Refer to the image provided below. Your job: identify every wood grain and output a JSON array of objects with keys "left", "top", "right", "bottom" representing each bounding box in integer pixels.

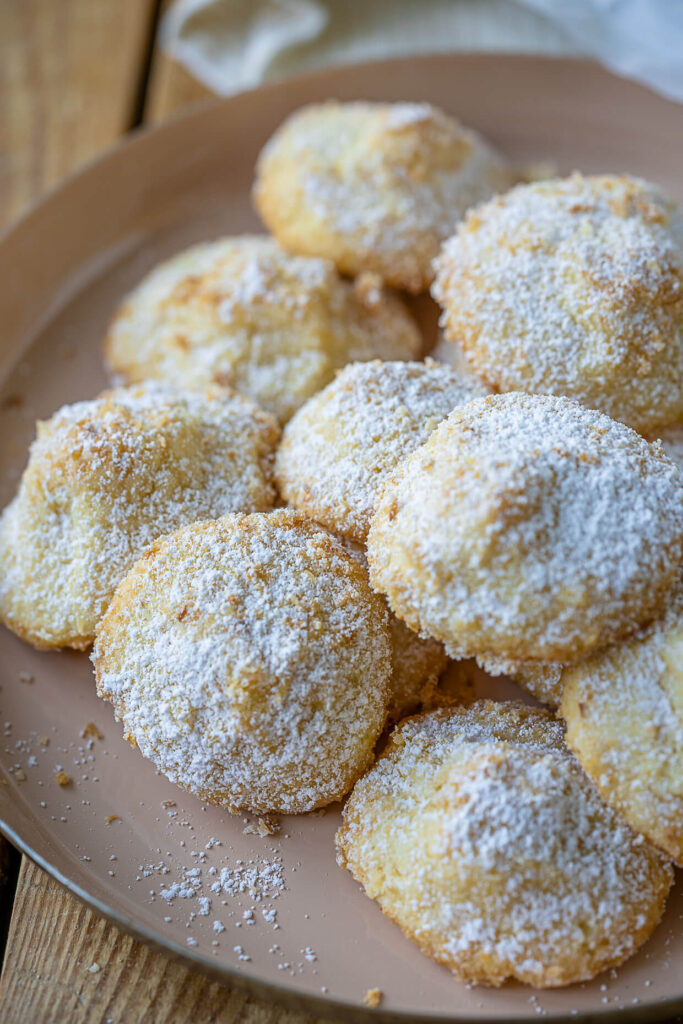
[
  {"left": 0, "top": 860, "right": 332, "bottom": 1024},
  {"left": 145, "top": 0, "right": 214, "bottom": 123},
  {"left": 0, "top": 0, "right": 158, "bottom": 224}
]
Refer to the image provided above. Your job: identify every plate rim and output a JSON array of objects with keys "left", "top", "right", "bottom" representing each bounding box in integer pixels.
[{"left": 1, "top": 50, "right": 682, "bottom": 1023}]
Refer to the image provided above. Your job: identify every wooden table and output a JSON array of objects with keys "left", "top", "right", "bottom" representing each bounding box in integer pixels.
[{"left": 0, "top": 3, "right": 327, "bottom": 1020}]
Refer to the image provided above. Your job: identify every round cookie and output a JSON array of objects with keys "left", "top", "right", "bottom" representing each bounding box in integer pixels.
[
  {"left": 276, "top": 359, "right": 487, "bottom": 544},
  {"left": 336, "top": 701, "right": 673, "bottom": 988},
  {"left": 104, "top": 236, "right": 421, "bottom": 424},
  {"left": 339, "top": 537, "right": 448, "bottom": 723},
  {"left": 254, "top": 102, "right": 511, "bottom": 293},
  {"left": 433, "top": 173, "right": 683, "bottom": 434},
  {"left": 561, "top": 579, "right": 683, "bottom": 864},
  {"left": 0, "top": 383, "right": 279, "bottom": 650},
  {"left": 94, "top": 511, "right": 391, "bottom": 814},
  {"left": 368, "top": 393, "right": 683, "bottom": 664}
]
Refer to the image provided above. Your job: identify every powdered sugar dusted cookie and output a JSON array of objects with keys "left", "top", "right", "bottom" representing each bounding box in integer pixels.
[
  {"left": 254, "top": 102, "right": 511, "bottom": 293},
  {"left": 368, "top": 393, "right": 683, "bottom": 664},
  {"left": 94, "top": 511, "right": 391, "bottom": 814},
  {"left": 433, "top": 174, "right": 683, "bottom": 433},
  {"left": 105, "top": 236, "right": 420, "bottom": 424},
  {"left": 337, "top": 701, "right": 673, "bottom": 987},
  {"left": 276, "top": 359, "right": 487, "bottom": 544},
  {"left": 561, "top": 578, "right": 683, "bottom": 864},
  {"left": 0, "top": 383, "right": 279, "bottom": 650}
]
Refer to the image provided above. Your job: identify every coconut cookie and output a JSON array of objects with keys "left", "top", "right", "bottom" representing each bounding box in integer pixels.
[
  {"left": 368, "top": 393, "right": 683, "bottom": 664},
  {"left": 94, "top": 511, "right": 391, "bottom": 814},
  {"left": 104, "top": 236, "right": 421, "bottom": 424},
  {"left": 254, "top": 102, "right": 511, "bottom": 293},
  {"left": 276, "top": 359, "right": 487, "bottom": 544},
  {"left": 0, "top": 383, "right": 279, "bottom": 650},
  {"left": 433, "top": 174, "right": 683, "bottom": 434},
  {"left": 339, "top": 536, "right": 448, "bottom": 722},
  {"left": 336, "top": 701, "right": 673, "bottom": 988},
  {"left": 561, "top": 579, "right": 683, "bottom": 864}
]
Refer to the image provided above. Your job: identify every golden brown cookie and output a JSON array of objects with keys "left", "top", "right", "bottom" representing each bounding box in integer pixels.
[
  {"left": 368, "top": 393, "right": 683, "bottom": 664},
  {"left": 337, "top": 701, "right": 673, "bottom": 987},
  {"left": 94, "top": 511, "right": 391, "bottom": 814},
  {"left": 254, "top": 102, "right": 511, "bottom": 293},
  {"left": 105, "top": 236, "right": 421, "bottom": 424},
  {"left": 276, "top": 359, "right": 486, "bottom": 544},
  {"left": 433, "top": 174, "right": 683, "bottom": 433},
  {"left": 0, "top": 383, "right": 279, "bottom": 650},
  {"left": 561, "top": 578, "right": 683, "bottom": 864}
]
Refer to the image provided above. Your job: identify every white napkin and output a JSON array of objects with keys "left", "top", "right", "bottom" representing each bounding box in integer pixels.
[{"left": 160, "top": 0, "right": 683, "bottom": 104}]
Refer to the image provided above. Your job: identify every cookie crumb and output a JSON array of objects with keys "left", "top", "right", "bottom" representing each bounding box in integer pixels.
[
  {"left": 364, "top": 988, "right": 382, "bottom": 1008},
  {"left": 38, "top": 736, "right": 49, "bottom": 747},
  {"left": 105, "top": 814, "right": 120, "bottom": 824},
  {"left": 81, "top": 722, "right": 103, "bottom": 740},
  {"left": 55, "top": 771, "right": 71, "bottom": 787},
  {"left": 243, "top": 816, "right": 280, "bottom": 837}
]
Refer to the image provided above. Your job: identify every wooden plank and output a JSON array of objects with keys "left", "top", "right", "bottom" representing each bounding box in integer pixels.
[
  {"left": 0, "top": 859, "right": 331, "bottom": 1024},
  {"left": 0, "top": 0, "right": 158, "bottom": 224},
  {"left": 145, "top": 51, "right": 214, "bottom": 124},
  {"left": 144, "top": 0, "right": 213, "bottom": 124}
]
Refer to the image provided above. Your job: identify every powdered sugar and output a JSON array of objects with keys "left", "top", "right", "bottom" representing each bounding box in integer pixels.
[{"left": 94, "top": 510, "right": 391, "bottom": 814}]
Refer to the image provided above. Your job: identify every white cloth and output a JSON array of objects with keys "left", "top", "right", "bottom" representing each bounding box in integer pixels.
[{"left": 160, "top": 0, "right": 683, "bottom": 104}]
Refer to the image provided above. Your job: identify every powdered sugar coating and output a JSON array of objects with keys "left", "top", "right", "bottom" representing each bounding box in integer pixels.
[
  {"left": 336, "top": 701, "right": 673, "bottom": 987},
  {"left": 104, "top": 236, "right": 420, "bottom": 424},
  {"left": 254, "top": 102, "right": 511, "bottom": 293},
  {"left": 562, "top": 577, "right": 683, "bottom": 864},
  {"left": 0, "top": 382, "right": 279, "bottom": 650},
  {"left": 93, "top": 511, "right": 391, "bottom": 814},
  {"left": 276, "top": 359, "right": 488, "bottom": 543},
  {"left": 433, "top": 173, "right": 683, "bottom": 433},
  {"left": 368, "top": 392, "right": 683, "bottom": 663}
]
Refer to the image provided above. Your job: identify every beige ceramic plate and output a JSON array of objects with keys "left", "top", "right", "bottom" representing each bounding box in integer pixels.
[{"left": 0, "top": 55, "right": 682, "bottom": 1023}]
